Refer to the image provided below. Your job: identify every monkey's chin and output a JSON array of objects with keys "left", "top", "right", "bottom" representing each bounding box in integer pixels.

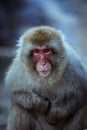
[{"left": 38, "top": 71, "right": 50, "bottom": 77}]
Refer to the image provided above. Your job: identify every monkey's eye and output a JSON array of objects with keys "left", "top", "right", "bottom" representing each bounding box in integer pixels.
[
  {"left": 44, "top": 49, "right": 51, "bottom": 53},
  {"left": 33, "top": 49, "right": 40, "bottom": 54}
]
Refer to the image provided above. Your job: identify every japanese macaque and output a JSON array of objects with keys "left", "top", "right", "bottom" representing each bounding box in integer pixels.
[{"left": 5, "top": 26, "right": 87, "bottom": 130}]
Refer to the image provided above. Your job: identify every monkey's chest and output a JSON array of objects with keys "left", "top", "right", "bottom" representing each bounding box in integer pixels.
[{"left": 32, "top": 85, "right": 63, "bottom": 101}]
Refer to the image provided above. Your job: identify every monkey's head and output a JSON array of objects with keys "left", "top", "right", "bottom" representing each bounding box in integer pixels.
[{"left": 18, "top": 26, "right": 66, "bottom": 79}]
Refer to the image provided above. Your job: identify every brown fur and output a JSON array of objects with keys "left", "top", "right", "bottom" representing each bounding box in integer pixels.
[{"left": 22, "top": 26, "right": 62, "bottom": 45}]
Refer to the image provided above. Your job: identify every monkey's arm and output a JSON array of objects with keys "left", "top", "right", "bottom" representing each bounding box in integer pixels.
[
  {"left": 11, "top": 91, "right": 50, "bottom": 113},
  {"left": 46, "top": 91, "right": 86, "bottom": 124},
  {"left": 46, "top": 64, "right": 87, "bottom": 124}
]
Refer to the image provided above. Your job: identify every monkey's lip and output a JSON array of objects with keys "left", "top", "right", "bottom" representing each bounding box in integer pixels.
[{"left": 39, "top": 70, "right": 49, "bottom": 74}]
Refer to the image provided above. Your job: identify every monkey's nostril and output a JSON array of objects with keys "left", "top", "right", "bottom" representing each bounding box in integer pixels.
[
  {"left": 42, "top": 62, "right": 46, "bottom": 66},
  {"left": 40, "top": 63, "right": 45, "bottom": 67}
]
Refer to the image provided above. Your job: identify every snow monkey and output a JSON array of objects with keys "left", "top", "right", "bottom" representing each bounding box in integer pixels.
[{"left": 5, "top": 26, "right": 87, "bottom": 130}]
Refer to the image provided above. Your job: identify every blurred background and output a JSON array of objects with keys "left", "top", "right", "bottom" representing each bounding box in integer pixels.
[{"left": 0, "top": 0, "right": 87, "bottom": 129}]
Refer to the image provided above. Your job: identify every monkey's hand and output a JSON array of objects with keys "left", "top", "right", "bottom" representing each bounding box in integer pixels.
[
  {"left": 45, "top": 102, "right": 59, "bottom": 125},
  {"left": 35, "top": 97, "right": 50, "bottom": 114},
  {"left": 11, "top": 91, "right": 50, "bottom": 114}
]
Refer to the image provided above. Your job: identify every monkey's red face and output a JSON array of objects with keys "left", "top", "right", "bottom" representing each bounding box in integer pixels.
[{"left": 33, "top": 47, "right": 53, "bottom": 77}]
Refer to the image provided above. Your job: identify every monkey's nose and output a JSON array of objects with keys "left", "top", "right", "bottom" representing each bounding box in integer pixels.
[
  {"left": 40, "top": 60, "right": 46, "bottom": 66},
  {"left": 40, "top": 54, "right": 45, "bottom": 59},
  {"left": 41, "top": 62, "right": 46, "bottom": 66}
]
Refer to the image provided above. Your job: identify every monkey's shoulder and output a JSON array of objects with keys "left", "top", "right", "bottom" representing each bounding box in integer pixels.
[
  {"left": 65, "top": 43, "right": 87, "bottom": 77},
  {"left": 63, "top": 50, "right": 87, "bottom": 95}
]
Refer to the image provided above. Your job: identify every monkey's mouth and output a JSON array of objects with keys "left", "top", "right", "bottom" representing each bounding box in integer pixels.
[
  {"left": 41, "top": 70, "right": 47, "bottom": 72},
  {"left": 40, "top": 69, "right": 50, "bottom": 73},
  {"left": 39, "top": 70, "right": 50, "bottom": 77}
]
